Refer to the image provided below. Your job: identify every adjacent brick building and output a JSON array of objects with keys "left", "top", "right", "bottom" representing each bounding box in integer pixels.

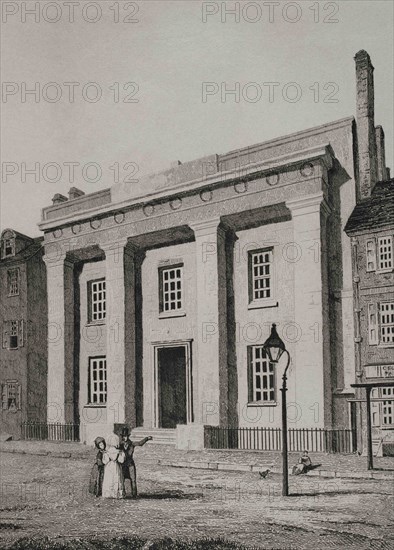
[
  {"left": 36, "top": 50, "right": 391, "bottom": 447},
  {"left": 345, "top": 179, "right": 394, "bottom": 455},
  {"left": 0, "top": 229, "right": 47, "bottom": 437}
]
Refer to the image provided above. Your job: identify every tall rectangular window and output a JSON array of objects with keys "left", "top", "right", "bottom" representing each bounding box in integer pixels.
[
  {"left": 382, "top": 387, "right": 394, "bottom": 426},
  {"left": 1, "top": 380, "right": 21, "bottom": 411},
  {"left": 159, "top": 265, "right": 183, "bottom": 312},
  {"left": 8, "top": 269, "right": 20, "bottom": 296},
  {"left": 378, "top": 236, "right": 393, "bottom": 271},
  {"left": 9, "top": 321, "right": 18, "bottom": 349},
  {"left": 88, "top": 279, "right": 106, "bottom": 322},
  {"left": 249, "top": 249, "right": 273, "bottom": 302},
  {"left": 248, "top": 346, "right": 276, "bottom": 404},
  {"left": 380, "top": 302, "right": 394, "bottom": 344},
  {"left": 367, "top": 303, "right": 379, "bottom": 345},
  {"left": 2, "top": 320, "right": 23, "bottom": 349},
  {"left": 366, "top": 239, "right": 377, "bottom": 272},
  {"left": 88, "top": 357, "right": 107, "bottom": 405}
]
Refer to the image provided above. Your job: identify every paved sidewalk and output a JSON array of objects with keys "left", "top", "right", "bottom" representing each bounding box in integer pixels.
[{"left": 1, "top": 440, "right": 393, "bottom": 480}]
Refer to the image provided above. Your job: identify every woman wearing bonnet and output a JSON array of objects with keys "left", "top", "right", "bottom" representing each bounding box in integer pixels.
[{"left": 101, "top": 433, "right": 126, "bottom": 499}]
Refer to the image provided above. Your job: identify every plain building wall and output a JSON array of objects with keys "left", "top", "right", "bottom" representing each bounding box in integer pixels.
[
  {"left": 78, "top": 260, "right": 108, "bottom": 442},
  {"left": 141, "top": 242, "right": 197, "bottom": 428}
]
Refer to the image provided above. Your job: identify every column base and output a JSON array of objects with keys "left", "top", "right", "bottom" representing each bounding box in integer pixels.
[{"left": 176, "top": 423, "right": 205, "bottom": 450}]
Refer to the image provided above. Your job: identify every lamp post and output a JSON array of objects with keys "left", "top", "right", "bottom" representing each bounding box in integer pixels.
[{"left": 263, "top": 323, "right": 291, "bottom": 497}]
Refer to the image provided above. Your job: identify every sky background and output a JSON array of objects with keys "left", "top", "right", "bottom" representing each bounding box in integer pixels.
[{"left": 1, "top": 0, "right": 393, "bottom": 237}]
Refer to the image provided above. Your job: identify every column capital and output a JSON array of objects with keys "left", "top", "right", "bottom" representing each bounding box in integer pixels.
[
  {"left": 43, "top": 251, "right": 74, "bottom": 268},
  {"left": 101, "top": 238, "right": 141, "bottom": 259},
  {"left": 190, "top": 218, "right": 223, "bottom": 237},
  {"left": 101, "top": 238, "right": 129, "bottom": 252},
  {"left": 286, "top": 192, "right": 331, "bottom": 218}
]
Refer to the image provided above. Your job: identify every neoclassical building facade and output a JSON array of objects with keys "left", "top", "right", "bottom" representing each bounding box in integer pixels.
[{"left": 38, "top": 51, "right": 390, "bottom": 445}]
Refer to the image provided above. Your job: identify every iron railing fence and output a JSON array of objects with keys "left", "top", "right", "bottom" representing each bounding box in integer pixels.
[
  {"left": 21, "top": 422, "right": 80, "bottom": 442},
  {"left": 204, "top": 426, "right": 354, "bottom": 453}
]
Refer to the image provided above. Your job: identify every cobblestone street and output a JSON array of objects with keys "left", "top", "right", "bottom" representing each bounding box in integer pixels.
[{"left": 1, "top": 452, "right": 393, "bottom": 549}]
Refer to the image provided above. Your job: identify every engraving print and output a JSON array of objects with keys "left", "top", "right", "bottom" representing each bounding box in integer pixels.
[{"left": 0, "top": 2, "right": 393, "bottom": 549}]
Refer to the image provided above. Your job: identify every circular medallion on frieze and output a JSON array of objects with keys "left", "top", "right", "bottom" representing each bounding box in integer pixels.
[
  {"left": 90, "top": 219, "right": 102, "bottom": 230},
  {"left": 300, "top": 162, "right": 314, "bottom": 178},
  {"left": 53, "top": 229, "right": 63, "bottom": 238},
  {"left": 72, "top": 223, "right": 82, "bottom": 235},
  {"left": 143, "top": 203, "right": 155, "bottom": 217},
  {"left": 266, "top": 172, "right": 280, "bottom": 186},
  {"left": 234, "top": 181, "right": 247, "bottom": 194},
  {"left": 114, "top": 212, "right": 125, "bottom": 224},
  {"left": 170, "top": 198, "right": 182, "bottom": 210},
  {"left": 200, "top": 189, "right": 213, "bottom": 202}
]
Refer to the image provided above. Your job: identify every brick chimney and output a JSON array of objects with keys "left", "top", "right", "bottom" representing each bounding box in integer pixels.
[
  {"left": 375, "top": 125, "right": 388, "bottom": 182},
  {"left": 355, "top": 50, "right": 378, "bottom": 199},
  {"left": 68, "top": 187, "right": 85, "bottom": 200},
  {"left": 52, "top": 193, "right": 68, "bottom": 205}
]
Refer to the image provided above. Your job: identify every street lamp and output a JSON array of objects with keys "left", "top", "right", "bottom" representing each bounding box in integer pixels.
[{"left": 263, "top": 323, "right": 291, "bottom": 497}]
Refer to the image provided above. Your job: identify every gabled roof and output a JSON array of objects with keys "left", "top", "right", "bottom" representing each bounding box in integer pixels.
[
  {"left": 0, "top": 236, "right": 43, "bottom": 265},
  {"left": 345, "top": 179, "right": 394, "bottom": 234}
]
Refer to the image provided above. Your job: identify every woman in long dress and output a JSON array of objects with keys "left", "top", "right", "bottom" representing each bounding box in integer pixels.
[{"left": 102, "top": 433, "right": 126, "bottom": 499}]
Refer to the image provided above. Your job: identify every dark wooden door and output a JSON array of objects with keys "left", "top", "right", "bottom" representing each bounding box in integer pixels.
[{"left": 158, "top": 346, "right": 187, "bottom": 428}]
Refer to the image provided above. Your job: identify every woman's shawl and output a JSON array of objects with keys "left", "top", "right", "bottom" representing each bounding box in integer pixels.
[{"left": 102, "top": 447, "right": 126, "bottom": 464}]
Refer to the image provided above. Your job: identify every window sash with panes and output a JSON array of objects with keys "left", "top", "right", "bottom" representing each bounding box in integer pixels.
[
  {"left": 89, "top": 357, "right": 107, "bottom": 405},
  {"left": 378, "top": 236, "right": 393, "bottom": 271},
  {"left": 1, "top": 380, "right": 21, "bottom": 411},
  {"left": 10, "top": 321, "right": 19, "bottom": 349},
  {"left": 2, "top": 320, "right": 23, "bottom": 350},
  {"left": 248, "top": 346, "right": 276, "bottom": 403},
  {"left": 4, "top": 238, "right": 14, "bottom": 257},
  {"left": 371, "top": 387, "right": 394, "bottom": 427},
  {"left": 380, "top": 302, "right": 394, "bottom": 344},
  {"left": 89, "top": 280, "right": 106, "bottom": 322},
  {"left": 8, "top": 269, "right": 20, "bottom": 296},
  {"left": 250, "top": 249, "right": 273, "bottom": 302},
  {"left": 161, "top": 266, "right": 183, "bottom": 312},
  {"left": 365, "top": 236, "right": 393, "bottom": 272},
  {"left": 382, "top": 387, "right": 394, "bottom": 426}
]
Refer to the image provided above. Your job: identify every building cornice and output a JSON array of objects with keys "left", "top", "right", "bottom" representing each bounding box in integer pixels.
[{"left": 38, "top": 144, "right": 335, "bottom": 233}]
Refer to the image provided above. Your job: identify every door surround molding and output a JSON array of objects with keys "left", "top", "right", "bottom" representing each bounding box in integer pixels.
[{"left": 151, "top": 339, "right": 193, "bottom": 428}]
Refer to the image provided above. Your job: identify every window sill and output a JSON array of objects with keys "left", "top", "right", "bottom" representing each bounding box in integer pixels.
[
  {"left": 8, "top": 294, "right": 19, "bottom": 298},
  {"left": 85, "top": 321, "right": 106, "bottom": 327},
  {"left": 84, "top": 404, "right": 106, "bottom": 408},
  {"left": 248, "top": 299, "right": 278, "bottom": 310},
  {"left": 159, "top": 310, "right": 186, "bottom": 319},
  {"left": 247, "top": 401, "right": 277, "bottom": 407},
  {"left": 378, "top": 343, "right": 394, "bottom": 348},
  {"left": 376, "top": 268, "right": 394, "bottom": 274}
]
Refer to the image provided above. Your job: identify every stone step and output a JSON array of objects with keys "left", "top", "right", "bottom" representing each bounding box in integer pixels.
[{"left": 130, "top": 428, "right": 176, "bottom": 445}]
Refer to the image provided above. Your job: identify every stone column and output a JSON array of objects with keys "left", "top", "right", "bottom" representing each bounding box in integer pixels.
[
  {"left": 102, "top": 239, "right": 137, "bottom": 429},
  {"left": 190, "top": 219, "right": 229, "bottom": 427},
  {"left": 43, "top": 251, "right": 75, "bottom": 424},
  {"left": 286, "top": 193, "right": 332, "bottom": 428}
]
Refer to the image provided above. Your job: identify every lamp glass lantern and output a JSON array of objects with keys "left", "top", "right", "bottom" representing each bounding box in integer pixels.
[{"left": 262, "top": 323, "right": 286, "bottom": 363}]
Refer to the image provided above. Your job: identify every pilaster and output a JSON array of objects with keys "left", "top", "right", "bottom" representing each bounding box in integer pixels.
[
  {"left": 102, "top": 239, "right": 138, "bottom": 428},
  {"left": 286, "top": 192, "right": 332, "bottom": 427},
  {"left": 43, "top": 252, "right": 75, "bottom": 424},
  {"left": 190, "top": 218, "right": 230, "bottom": 426}
]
